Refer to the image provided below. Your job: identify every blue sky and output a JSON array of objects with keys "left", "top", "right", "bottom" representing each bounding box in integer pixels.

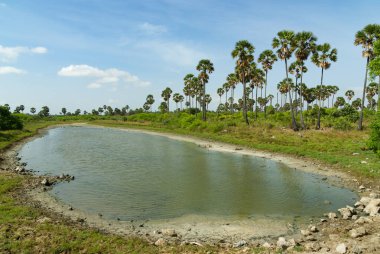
[{"left": 0, "top": 0, "right": 379, "bottom": 113}]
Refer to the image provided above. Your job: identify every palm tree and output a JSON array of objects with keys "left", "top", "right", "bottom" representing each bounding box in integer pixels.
[
  {"left": 196, "top": 59, "right": 214, "bottom": 121},
  {"left": 258, "top": 49, "right": 277, "bottom": 118},
  {"left": 178, "top": 95, "right": 184, "bottom": 110},
  {"left": 272, "top": 30, "right": 298, "bottom": 130},
  {"left": 250, "top": 64, "right": 265, "bottom": 119},
  {"left": 226, "top": 73, "right": 238, "bottom": 113},
  {"left": 222, "top": 82, "right": 230, "bottom": 106},
  {"left": 311, "top": 43, "right": 337, "bottom": 129},
  {"left": 289, "top": 61, "right": 308, "bottom": 113},
  {"left": 329, "top": 85, "right": 339, "bottom": 108},
  {"left": 61, "top": 107, "right": 67, "bottom": 115},
  {"left": 345, "top": 90, "right": 355, "bottom": 102},
  {"left": 161, "top": 87, "right": 173, "bottom": 112},
  {"left": 294, "top": 31, "right": 317, "bottom": 129},
  {"left": 366, "top": 82, "right": 378, "bottom": 110},
  {"left": 334, "top": 97, "right": 346, "bottom": 108},
  {"left": 355, "top": 24, "right": 380, "bottom": 129},
  {"left": 217, "top": 87, "right": 224, "bottom": 105},
  {"left": 173, "top": 93, "right": 181, "bottom": 111},
  {"left": 30, "top": 107, "right": 36, "bottom": 115},
  {"left": 267, "top": 94, "right": 274, "bottom": 106},
  {"left": 232, "top": 40, "right": 255, "bottom": 125}
]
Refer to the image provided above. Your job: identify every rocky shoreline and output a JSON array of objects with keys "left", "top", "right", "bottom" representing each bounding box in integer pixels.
[{"left": 1, "top": 124, "right": 379, "bottom": 253}]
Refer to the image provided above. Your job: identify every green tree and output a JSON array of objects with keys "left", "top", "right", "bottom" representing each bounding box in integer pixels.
[
  {"left": 38, "top": 106, "right": 50, "bottom": 117},
  {"left": 354, "top": 24, "right": 380, "bottom": 129},
  {"left": 258, "top": 49, "right": 277, "bottom": 118},
  {"left": 30, "top": 107, "right": 36, "bottom": 115},
  {"left": 0, "top": 106, "right": 23, "bottom": 130},
  {"left": 232, "top": 40, "right": 255, "bottom": 125},
  {"left": 272, "top": 30, "right": 298, "bottom": 130},
  {"left": 161, "top": 87, "right": 173, "bottom": 112},
  {"left": 345, "top": 90, "right": 355, "bottom": 102},
  {"left": 226, "top": 73, "right": 238, "bottom": 113},
  {"left": 61, "top": 107, "right": 67, "bottom": 115},
  {"left": 196, "top": 59, "right": 214, "bottom": 121},
  {"left": 311, "top": 43, "right": 337, "bottom": 129},
  {"left": 217, "top": 87, "right": 224, "bottom": 105},
  {"left": 369, "top": 40, "right": 380, "bottom": 111}
]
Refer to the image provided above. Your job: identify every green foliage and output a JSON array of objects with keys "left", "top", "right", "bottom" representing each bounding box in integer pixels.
[
  {"left": 368, "top": 113, "right": 380, "bottom": 157},
  {"left": 332, "top": 117, "right": 353, "bottom": 131},
  {"left": 0, "top": 106, "right": 23, "bottom": 131}
]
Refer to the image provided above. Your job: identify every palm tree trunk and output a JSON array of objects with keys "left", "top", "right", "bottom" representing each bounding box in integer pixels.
[
  {"left": 264, "top": 70, "right": 268, "bottom": 118},
  {"left": 243, "top": 76, "right": 249, "bottom": 125},
  {"left": 255, "top": 85, "right": 258, "bottom": 120},
  {"left": 377, "top": 76, "right": 380, "bottom": 112},
  {"left": 317, "top": 67, "right": 324, "bottom": 130},
  {"left": 299, "top": 67, "right": 305, "bottom": 129},
  {"left": 230, "top": 87, "right": 235, "bottom": 114},
  {"left": 358, "top": 57, "right": 369, "bottom": 130},
  {"left": 202, "top": 82, "right": 206, "bottom": 121},
  {"left": 286, "top": 60, "right": 298, "bottom": 131},
  {"left": 294, "top": 76, "right": 298, "bottom": 115}
]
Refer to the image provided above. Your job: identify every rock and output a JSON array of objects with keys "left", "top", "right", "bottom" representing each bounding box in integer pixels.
[
  {"left": 329, "top": 234, "right": 339, "bottom": 241},
  {"left": 301, "top": 229, "right": 311, "bottom": 236},
  {"left": 360, "top": 161, "right": 367, "bottom": 164},
  {"left": 354, "top": 201, "right": 363, "bottom": 207},
  {"left": 304, "top": 242, "right": 321, "bottom": 252},
  {"left": 162, "top": 229, "right": 177, "bottom": 237},
  {"left": 360, "top": 197, "right": 371, "bottom": 206},
  {"left": 363, "top": 199, "right": 380, "bottom": 216},
  {"left": 320, "top": 218, "right": 327, "bottom": 222},
  {"left": 349, "top": 227, "right": 366, "bottom": 238},
  {"left": 355, "top": 216, "right": 372, "bottom": 224},
  {"left": 309, "top": 225, "right": 318, "bottom": 232},
  {"left": 346, "top": 205, "right": 355, "bottom": 213},
  {"left": 352, "top": 245, "right": 364, "bottom": 254},
  {"left": 262, "top": 242, "right": 271, "bottom": 248},
  {"left": 328, "top": 212, "right": 337, "bottom": 219},
  {"left": 154, "top": 238, "right": 166, "bottom": 246},
  {"left": 352, "top": 153, "right": 359, "bottom": 155},
  {"left": 336, "top": 243, "right": 347, "bottom": 253},
  {"left": 287, "top": 238, "right": 296, "bottom": 247},
  {"left": 233, "top": 240, "right": 247, "bottom": 248},
  {"left": 189, "top": 242, "right": 203, "bottom": 247},
  {"left": 68, "top": 206, "right": 73, "bottom": 211},
  {"left": 359, "top": 185, "right": 366, "bottom": 190},
  {"left": 338, "top": 207, "right": 352, "bottom": 219},
  {"left": 70, "top": 175, "right": 75, "bottom": 180},
  {"left": 351, "top": 215, "right": 358, "bottom": 220},
  {"left": 41, "top": 178, "right": 50, "bottom": 186},
  {"left": 306, "top": 235, "right": 316, "bottom": 241},
  {"left": 276, "top": 237, "right": 287, "bottom": 249}
]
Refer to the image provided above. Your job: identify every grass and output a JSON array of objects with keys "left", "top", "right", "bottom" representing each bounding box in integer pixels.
[{"left": 0, "top": 113, "right": 379, "bottom": 253}]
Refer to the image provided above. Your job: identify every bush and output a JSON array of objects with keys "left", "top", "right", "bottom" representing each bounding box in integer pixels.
[
  {"left": 332, "top": 117, "right": 353, "bottom": 131},
  {"left": 0, "top": 106, "right": 23, "bottom": 130},
  {"left": 368, "top": 113, "right": 380, "bottom": 157}
]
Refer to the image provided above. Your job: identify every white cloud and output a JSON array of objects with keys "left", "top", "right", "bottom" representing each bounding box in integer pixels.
[
  {"left": 0, "top": 45, "right": 47, "bottom": 62},
  {"left": 58, "top": 64, "right": 151, "bottom": 89},
  {"left": 139, "top": 22, "right": 167, "bottom": 35},
  {"left": 0, "top": 66, "right": 25, "bottom": 75},
  {"left": 138, "top": 40, "right": 206, "bottom": 66}
]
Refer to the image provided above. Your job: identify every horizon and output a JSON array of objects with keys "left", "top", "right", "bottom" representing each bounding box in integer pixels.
[{"left": 1, "top": 0, "right": 379, "bottom": 114}]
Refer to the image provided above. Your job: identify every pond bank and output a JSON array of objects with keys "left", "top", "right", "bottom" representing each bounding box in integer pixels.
[{"left": 1, "top": 122, "right": 380, "bottom": 253}]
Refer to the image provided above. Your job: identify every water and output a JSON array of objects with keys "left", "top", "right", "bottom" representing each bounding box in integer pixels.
[{"left": 19, "top": 126, "right": 357, "bottom": 221}]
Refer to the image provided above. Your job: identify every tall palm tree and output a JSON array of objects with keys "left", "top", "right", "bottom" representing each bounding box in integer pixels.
[
  {"left": 345, "top": 90, "right": 355, "bottom": 103},
  {"left": 354, "top": 24, "right": 380, "bottom": 129},
  {"left": 250, "top": 64, "right": 265, "bottom": 119},
  {"left": 272, "top": 30, "right": 298, "bottom": 130},
  {"left": 173, "top": 93, "right": 181, "bottom": 111},
  {"left": 294, "top": 31, "right": 317, "bottom": 129},
  {"left": 196, "top": 59, "right": 214, "bottom": 121},
  {"left": 366, "top": 82, "right": 378, "bottom": 110},
  {"left": 217, "top": 87, "right": 224, "bottom": 105},
  {"left": 311, "top": 43, "right": 337, "bottom": 129},
  {"left": 289, "top": 61, "right": 308, "bottom": 113},
  {"left": 258, "top": 49, "right": 277, "bottom": 118},
  {"left": 232, "top": 40, "right": 255, "bottom": 125},
  {"left": 222, "top": 82, "right": 230, "bottom": 105},
  {"left": 226, "top": 73, "right": 238, "bottom": 113},
  {"left": 161, "top": 87, "right": 173, "bottom": 112}
]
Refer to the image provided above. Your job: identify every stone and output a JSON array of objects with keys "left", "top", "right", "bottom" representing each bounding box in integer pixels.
[
  {"left": 304, "top": 242, "right": 321, "bottom": 252},
  {"left": 328, "top": 212, "right": 337, "bottom": 219},
  {"left": 154, "top": 238, "right": 166, "bottom": 246},
  {"left": 41, "top": 178, "right": 50, "bottom": 186},
  {"left": 301, "top": 229, "right": 311, "bottom": 236},
  {"left": 351, "top": 215, "right": 358, "bottom": 220},
  {"left": 276, "top": 237, "right": 287, "bottom": 249},
  {"left": 262, "top": 242, "right": 271, "bottom": 248},
  {"left": 355, "top": 216, "right": 372, "bottom": 224},
  {"left": 37, "top": 217, "right": 51, "bottom": 223},
  {"left": 309, "top": 225, "right": 318, "bottom": 232},
  {"left": 336, "top": 243, "right": 347, "bottom": 254},
  {"left": 287, "top": 238, "right": 296, "bottom": 247},
  {"left": 363, "top": 199, "right": 380, "bottom": 216},
  {"left": 233, "top": 240, "right": 247, "bottom": 248},
  {"left": 329, "top": 234, "right": 339, "bottom": 241},
  {"left": 162, "top": 228, "right": 177, "bottom": 237},
  {"left": 369, "top": 192, "right": 379, "bottom": 198},
  {"left": 320, "top": 218, "right": 327, "bottom": 222},
  {"left": 360, "top": 161, "right": 367, "bottom": 164},
  {"left": 338, "top": 207, "right": 352, "bottom": 219},
  {"left": 354, "top": 201, "right": 363, "bottom": 207},
  {"left": 359, "top": 185, "right": 366, "bottom": 190},
  {"left": 349, "top": 227, "right": 367, "bottom": 238},
  {"left": 360, "top": 197, "right": 371, "bottom": 206}
]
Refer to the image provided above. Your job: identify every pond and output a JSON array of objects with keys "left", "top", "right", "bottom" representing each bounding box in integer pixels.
[{"left": 19, "top": 126, "right": 357, "bottom": 222}]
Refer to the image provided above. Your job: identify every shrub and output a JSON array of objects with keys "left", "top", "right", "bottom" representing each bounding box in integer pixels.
[
  {"left": 332, "top": 117, "right": 353, "bottom": 131},
  {"left": 0, "top": 106, "right": 23, "bottom": 130},
  {"left": 368, "top": 113, "right": 380, "bottom": 158}
]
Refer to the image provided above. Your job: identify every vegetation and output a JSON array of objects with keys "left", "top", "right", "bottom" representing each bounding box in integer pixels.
[{"left": 0, "top": 106, "right": 23, "bottom": 131}]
